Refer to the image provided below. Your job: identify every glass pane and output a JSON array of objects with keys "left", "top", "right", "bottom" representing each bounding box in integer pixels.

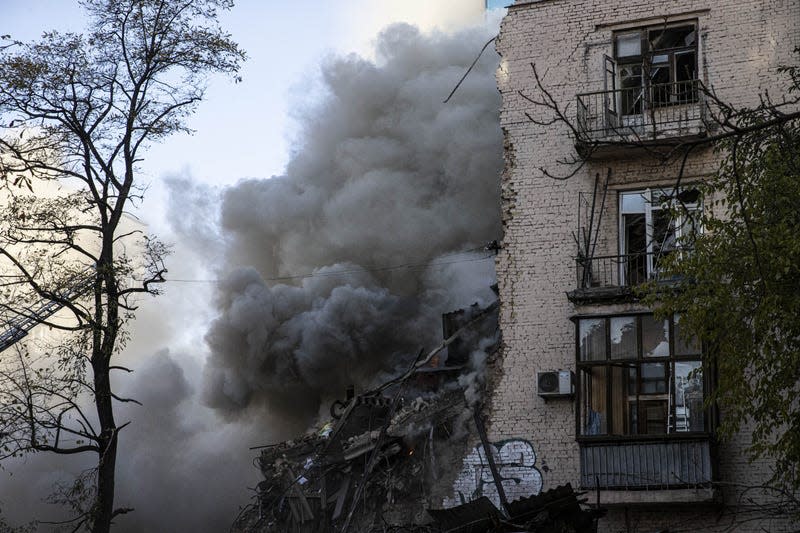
[
  {"left": 610, "top": 365, "right": 637, "bottom": 435},
  {"left": 674, "top": 314, "right": 701, "bottom": 355},
  {"left": 651, "top": 209, "right": 677, "bottom": 275},
  {"left": 624, "top": 213, "right": 647, "bottom": 254},
  {"left": 580, "top": 367, "right": 607, "bottom": 435},
  {"left": 652, "top": 209, "right": 677, "bottom": 252},
  {"left": 616, "top": 33, "right": 641, "bottom": 57},
  {"left": 677, "top": 207, "right": 701, "bottom": 247},
  {"left": 675, "top": 51, "right": 696, "bottom": 82},
  {"left": 619, "top": 65, "right": 643, "bottom": 115},
  {"left": 610, "top": 317, "right": 637, "bottom": 359},
  {"left": 649, "top": 25, "right": 696, "bottom": 52},
  {"left": 639, "top": 400, "right": 668, "bottom": 434},
  {"left": 640, "top": 362, "right": 667, "bottom": 394},
  {"left": 624, "top": 213, "right": 647, "bottom": 285},
  {"left": 675, "top": 51, "right": 697, "bottom": 103},
  {"left": 674, "top": 361, "right": 704, "bottom": 432},
  {"left": 650, "top": 64, "right": 672, "bottom": 106},
  {"left": 621, "top": 191, "right": 647, "bottom": 214},
  {"left": 579, "top": 319, "right": 606, "bottom": 361},
  {"left": 642, "top": 316, "right": 669, "bottom": 357}
]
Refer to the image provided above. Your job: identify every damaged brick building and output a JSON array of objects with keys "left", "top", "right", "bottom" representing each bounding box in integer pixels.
[
  {"left": 234, "top": 1, "right": 800, "bottom": 532},
  {"left": 491, "top": 0, "right": 798, "bottom": 532}
]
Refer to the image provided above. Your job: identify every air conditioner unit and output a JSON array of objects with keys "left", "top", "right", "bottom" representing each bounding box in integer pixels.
[{"left": 537, "top": 370, "right": 574, "bottom": 398}]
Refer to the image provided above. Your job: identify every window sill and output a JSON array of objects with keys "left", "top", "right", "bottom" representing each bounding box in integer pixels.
[
  {"left": 567, "top": 285, "right": 636, "bottom": 305},
  {"left": 587, "top": 487, "right": 719, "bottom": 507},
  {"left": 577, "top": 433, "right": 713, "bottom": 444}
]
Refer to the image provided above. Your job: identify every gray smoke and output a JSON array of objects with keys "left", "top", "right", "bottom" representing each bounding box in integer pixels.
[
  {"left": 202, "top": 22, "right": 502, "bottom": 427},
  {"left": 0, "top": 266, "right": 262, "bottom": 532},
  {"left": 0, "top": 20, "right": 503, "bottom": 533},
  {"left": 112, "top": 347, "right": 264, "bottom": 533}
]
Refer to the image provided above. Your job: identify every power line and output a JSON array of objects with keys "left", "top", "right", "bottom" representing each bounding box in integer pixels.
[{"left": 163, "top": 249, "right": 496, "bottom": 284}]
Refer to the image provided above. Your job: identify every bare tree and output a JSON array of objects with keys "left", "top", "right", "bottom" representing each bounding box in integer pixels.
[{"left": 0, "top": 1, "right": 244, "bottom": 531}]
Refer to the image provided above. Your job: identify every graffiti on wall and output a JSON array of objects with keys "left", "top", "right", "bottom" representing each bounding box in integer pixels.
[{"left": 443, "top": 439, "right": 543, "bottom": 509}]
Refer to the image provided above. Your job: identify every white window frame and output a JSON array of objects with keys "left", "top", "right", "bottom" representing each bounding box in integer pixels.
[{"left": 618, "top": 187, "right": 701, "bottom": 284}]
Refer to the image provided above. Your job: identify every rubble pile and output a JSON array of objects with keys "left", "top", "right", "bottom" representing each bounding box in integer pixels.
[
  {"left": 232, "top": 384, "right": 472, "bottom": 532},
  {"left": 429, "top": 484, "right": 605, "bottom": 533},
  {"left": 231, "top": 301, "right": 603, "bottom": 532}
]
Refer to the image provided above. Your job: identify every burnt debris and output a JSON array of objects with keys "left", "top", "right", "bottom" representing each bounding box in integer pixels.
[{"left": 231, "top": 300, "right": 604, "bottom": 533}]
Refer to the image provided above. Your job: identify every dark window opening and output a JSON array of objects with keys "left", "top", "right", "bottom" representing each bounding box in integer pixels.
[
  {"left": 619, "top": 188, "right": 701, "bottom": 284},
  {"left": 613, "top": 22, "right": 698, "bottom": 112}
]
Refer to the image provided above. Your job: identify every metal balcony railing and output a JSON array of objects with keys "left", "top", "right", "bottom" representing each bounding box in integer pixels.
[
  {"left": 580, "top": 438, "right": 713, "bottom": 490},
  {"left": 577, "top": 80, "right": 705, "bottom": 140},
  {"left": 576, "top": 252, "right": 677, "bottom": 290}
]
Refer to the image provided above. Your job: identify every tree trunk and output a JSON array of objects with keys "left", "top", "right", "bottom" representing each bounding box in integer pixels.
[
  {"left": 93, "top": 429, "right": 117, "bottom": 532},
  {"left": 92, "top": 255, "right": 118, "bottom": 533},
  {"left": 92, "top": 357, "right": 117, "bottom": 533}
]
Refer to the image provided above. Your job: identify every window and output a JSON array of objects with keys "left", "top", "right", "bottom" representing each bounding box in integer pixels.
[
  {"left": 612, "top": 22, "right": 698, "bottom": 115},
  {"left": 619, "top": 187, "right": 700, "bottom": 284},
  {"left": 576, "top": 313, "right": 706, "bottom": 437}
]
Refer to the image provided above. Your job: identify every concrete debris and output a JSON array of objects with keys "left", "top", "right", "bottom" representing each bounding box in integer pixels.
[
  {"left": 231, "top": 300, "right": 603, "bottom": 533},
  {"left": 428, "top": 484, "right": 604, "bottom": 533},
  {"left": 232, "top": 301, "right": 500, "bottom": 533}
]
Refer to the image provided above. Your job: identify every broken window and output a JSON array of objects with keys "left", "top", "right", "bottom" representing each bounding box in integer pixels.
[
  {"left": 613, "top": 22, "right": 698, "bottom": 115},
  {"left": 576, "top": 313, "right": 706, "bottom": 437},
  {"left": 618, "top": 187, "right": 701, "bottom": 284}
]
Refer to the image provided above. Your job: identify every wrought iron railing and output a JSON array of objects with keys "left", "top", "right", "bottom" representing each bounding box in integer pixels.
[
  {"left": 577, "top": 80, "right": 705, "bottom": 140},
  {"left": 580, "top": 438, "right": 713, "bottom": 490},
  {"left": 576, "top": 252, "right": 678, "bottom": 289}
]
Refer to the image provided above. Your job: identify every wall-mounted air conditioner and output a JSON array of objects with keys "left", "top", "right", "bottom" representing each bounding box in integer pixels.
[{"left": 537, "top": 370, "right": 574, "bottom": 398}]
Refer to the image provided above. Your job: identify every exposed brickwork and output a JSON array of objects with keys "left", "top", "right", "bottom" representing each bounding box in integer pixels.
[{"left": 489, "top": 1, "right": 800, "bottom": 530}]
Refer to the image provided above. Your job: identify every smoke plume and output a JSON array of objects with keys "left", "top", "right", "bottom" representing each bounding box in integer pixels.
[
  {"left": 0, "top": 20, "right": 502, "bottom": 533},
  {"left": 202, "top": 22, "right": 502, "bottom": 427}
]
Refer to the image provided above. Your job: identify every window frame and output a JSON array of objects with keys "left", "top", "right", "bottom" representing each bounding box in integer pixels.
[
  {"left": 613, "top": 20, "right": 699, "bottom": 113},
  {"left": 617, "top": 186, "right": 702, "bottom": 285},
  {"left": 573, "top": 311, "right": 711, "bottom": 443}
]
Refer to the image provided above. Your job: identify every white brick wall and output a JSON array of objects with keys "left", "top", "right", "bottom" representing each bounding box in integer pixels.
[{"left": 488, "top": 1, "right": 800, "bottom": 530}]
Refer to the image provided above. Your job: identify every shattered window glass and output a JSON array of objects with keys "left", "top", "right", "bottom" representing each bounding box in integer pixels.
[
  {"left": 577, "top": 314, "right": 708, "bottom": 437},
  {"left": 579, "top": 318, "right": 606, "bottom": 361},
  {"left": 613, "top": 23, "right": 698, "bottom": 110}
]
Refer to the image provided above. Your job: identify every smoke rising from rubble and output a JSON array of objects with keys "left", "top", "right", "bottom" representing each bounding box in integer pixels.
[{"left": 202, "top": 23, "right": 502, "bottom": 427}]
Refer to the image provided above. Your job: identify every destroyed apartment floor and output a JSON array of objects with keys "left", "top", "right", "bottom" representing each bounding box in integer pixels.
[
  {"left": 232, "top": 382, "right": 602, "bottom": 533},
  {"left": 236, "top": 387, "right": 470, "bottom": 532}
]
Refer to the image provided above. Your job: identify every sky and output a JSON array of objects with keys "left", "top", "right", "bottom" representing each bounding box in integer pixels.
[
  {"left": 4, "top": 0, "right": 499, "bottom": 219},
  {"left": 0, "top": 1, "right": 507, "bottom": 529}
]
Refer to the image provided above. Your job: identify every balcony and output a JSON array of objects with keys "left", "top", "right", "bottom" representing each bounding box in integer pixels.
[
  {"left": 579, "top": 438, "right": 717, "bottom": 505},
  {"left": 568, "top": 252, "right": 681, "bottom": 305},
  {"left": 576, "top": 80, "right": 707, "bottom": 159}
]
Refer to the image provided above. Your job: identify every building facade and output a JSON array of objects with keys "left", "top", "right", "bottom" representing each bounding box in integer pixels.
[{"left": 489, "top": 1, "right": 799, "bottom": 530}]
